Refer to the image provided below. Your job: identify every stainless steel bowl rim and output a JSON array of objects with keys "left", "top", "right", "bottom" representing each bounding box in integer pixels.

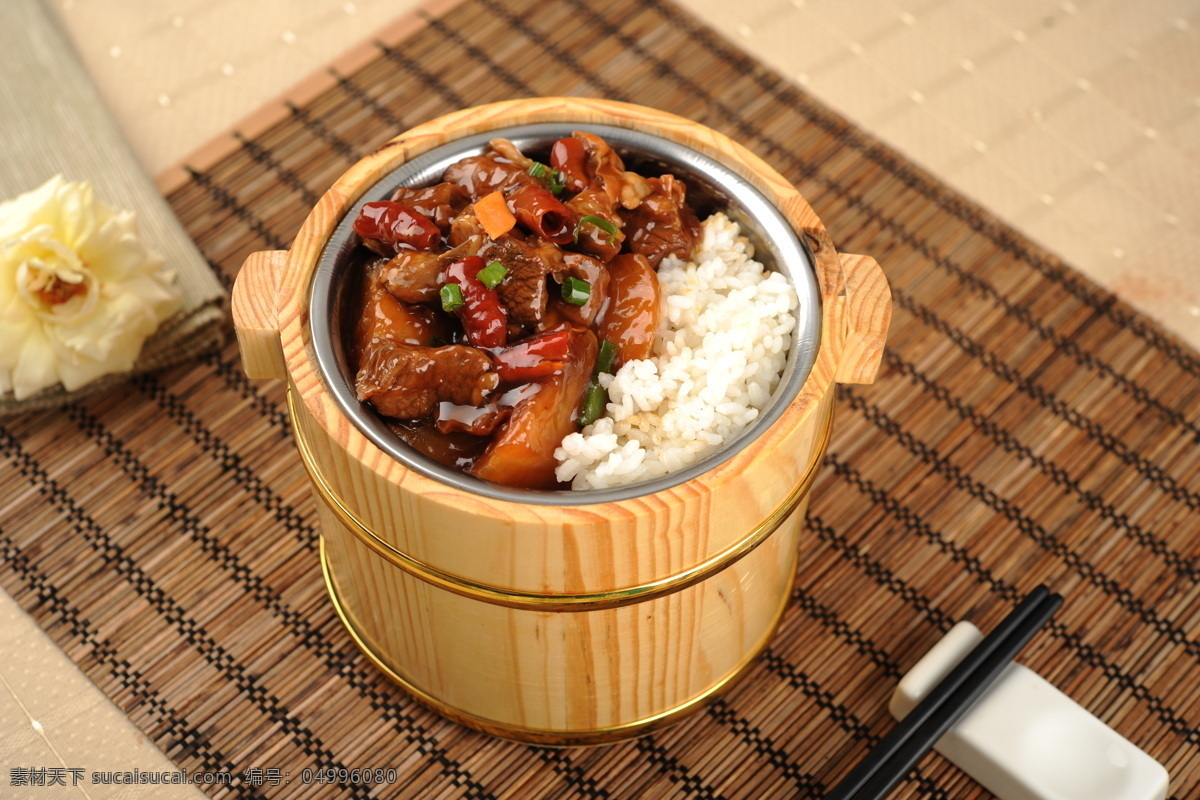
[{"left": 308, "top": 122, "right": 821, "bottom": 506}]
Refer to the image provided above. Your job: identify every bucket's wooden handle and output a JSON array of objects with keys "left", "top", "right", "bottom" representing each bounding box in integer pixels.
[
  {"left": 232, "top": 249, "right": 289, "bottom": 380},
  {"left": 834, "top": 253, "right": 891, "bottom": 385}
]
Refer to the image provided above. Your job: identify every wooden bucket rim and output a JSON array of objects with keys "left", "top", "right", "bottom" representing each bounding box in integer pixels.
[{"left": 276, "top": 97, "right": 852, "bottom": 524}]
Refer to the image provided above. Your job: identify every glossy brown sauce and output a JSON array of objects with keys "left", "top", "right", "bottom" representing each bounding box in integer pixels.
[{"left": 348, "top": 132, "right": 702, "bottom": 489}]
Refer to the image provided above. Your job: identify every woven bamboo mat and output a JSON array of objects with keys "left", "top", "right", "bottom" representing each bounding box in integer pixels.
[{"left": 4, "top": 0, "right": 1200, "bottom": 797}]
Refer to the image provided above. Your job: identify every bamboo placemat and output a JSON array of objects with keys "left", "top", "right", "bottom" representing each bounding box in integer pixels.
[{"left": 4, "top": 0, "right": 1200, "bottom": 797}]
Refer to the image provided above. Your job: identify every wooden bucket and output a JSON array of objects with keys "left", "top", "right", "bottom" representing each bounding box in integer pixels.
[{"left": 231, "top": 98, "right": 890, "bottom": 745}]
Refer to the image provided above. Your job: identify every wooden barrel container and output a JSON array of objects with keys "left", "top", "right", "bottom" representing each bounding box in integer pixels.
[{"left": 231, "top": 98, "right": 890, "bottom": 745}]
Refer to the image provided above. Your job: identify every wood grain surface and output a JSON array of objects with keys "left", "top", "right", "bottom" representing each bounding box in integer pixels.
[{"left": 2, "top": 0, "right": 1199, "bottom": 797}]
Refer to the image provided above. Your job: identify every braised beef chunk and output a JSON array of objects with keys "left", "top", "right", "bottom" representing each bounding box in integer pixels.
[
  {"left": 486, "top": 138, "right": 533, "bottom": 170},
  {"left": 387, "top": 421, "right": 490, "bottom": 470},
  {"left": 599, "top": 254, "right": 659, "bottom": 365},
  {"left": 355, "top": 340, "right": 498, "bottom": 419},
  {"left": 566, "top": 186, "right": 624, "bottom": 261},
  {"left": 448, "top": 209, "right": 486, "bottom": 248},
  {"left": 444, "top": 154, "right": 537, "bottom": 199},
  {"left": 382, "top": 239, "right": 483, "bottom": 303},
  {"left": 565, "top": 132, "right": 656, "bottom": 260},
  {"left": 355, "top": 265, "right": 448, "bottom": 357},
  {"left": 619, "top": 175, "right": 701, "bottom": 267},
  {"left": 389, "top": 183, "right": 470, "bottom": 233},
  {"left": 549, "top": 137, "right": 588, "bottom": 192},
  {"left": 572, "top": 131, "right": 651, "bottom": 210},
  {"left": 380, "top": 250, "right": 449, "bottom": 304},
  {"left": 486, "top": 235, "right": 566, "bottom": 327},
  {"left": 556, "top": 253, "right": 609, "bottom": 326},
  {"left": 445, "top": 207, "right": 566, "bottom": 327}
]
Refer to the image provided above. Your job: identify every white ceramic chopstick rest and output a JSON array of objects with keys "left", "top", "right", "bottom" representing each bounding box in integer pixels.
[{"left": 891, "top": 622, "right": 1169, "bottom": 800}]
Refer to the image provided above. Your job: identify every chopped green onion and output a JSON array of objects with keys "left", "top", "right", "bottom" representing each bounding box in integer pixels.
[
  {"left": 440, "top": 283, "right": 464, "bottom": 311},
  {"left": 596, "top": 339, "right": 618, "bottom": 375},
  {"left": 477, "top": 260, "right": 508, "bottom": 289},
  {"left": 574, "top": 214, "right": 618, "bottom": 245},
  {"left": 527, "top": 162, "right": 566, "bottom": 195},
  {"left": 561, "top": 276, "right": 591, "bottom": 306},
  {"left": 578, "top": 381, "right": 606, "bottom": 427}
]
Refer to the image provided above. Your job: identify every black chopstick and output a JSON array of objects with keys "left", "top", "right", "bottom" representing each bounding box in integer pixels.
[{"left": 826, "top": 585, "right": 1063, "bottom": 800}]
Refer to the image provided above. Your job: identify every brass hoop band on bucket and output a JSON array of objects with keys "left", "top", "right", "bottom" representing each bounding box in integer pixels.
[
  {"left": 319, "top": 535, "right": 797, "bottom": 745},
  {"left": 289, "top": 389, "right": 832, "bottom": 611}
]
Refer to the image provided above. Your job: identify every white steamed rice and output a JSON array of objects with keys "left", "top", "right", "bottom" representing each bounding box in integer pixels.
[{"left": 554, "top": 213, "right": 798, "bottom": 490}]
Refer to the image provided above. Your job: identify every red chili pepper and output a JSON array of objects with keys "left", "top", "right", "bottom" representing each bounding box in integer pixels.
[
  {"left": 353, "top": 201, "right": 441, "bottom": 252},
  {"left": 443, "top": 256, "right": 508, "bottom": 348},
  {"left": 506, "top": 184, "right": 575, "bottom": 244},
  {"left": 491, "top": 328, "right": 574, "bottom": 382},
  {"left": 550, "top": 137, "right": 588, "bottom": 193}
]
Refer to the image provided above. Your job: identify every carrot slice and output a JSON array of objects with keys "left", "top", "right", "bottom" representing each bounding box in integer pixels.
[{"left": 474, "top": 190, "right": 516, "bottom": 239}]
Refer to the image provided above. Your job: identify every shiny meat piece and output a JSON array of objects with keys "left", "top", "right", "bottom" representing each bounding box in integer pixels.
[
  {"left": 485, "top": 235, "right": 566, "bottom": 327},
  {"left": 448, "top": 210, "right": 486, "bottom": 248},
  {"left": 389, "top": 183, "right": 470, "bottom": 233},
  {"left": 449, "top": 209, "right": 566, "bottom": 327},
  {"left": 599, "top": 254, "right": 659, "bottom": 365},
  {"left": 486, "top": 138, "right": 533, "bottom": 169},
  {"left": 403, "top": 206, "right": 566, "bottom": 331},
  {"left": 387, "top": 421, "right": 489, "bottom": 470},
  {"left": 618, "top": 175, "right": 701, "bottom": 267},
  {"left": 573, "top": 131, "right": 626, "bottom": 202},
  {"left": 382, "top": 240, "right": 477, "bottom": 303},
  {"left": 565, "top": 132, "right": 646, "bottom": 260},
  {"left": 356, "top": 339, "right": 498, "bottom": 420},
  {"left": 443, "top": 154, "right": 537, "bottom": 199},
  {"left": 555, "top": 253, "right": 609, "bottom": 327},
  {"left": 471, "top": 327, "right": 597, "bottom": 489},
  {"left": 566, "top": 186, "right": 624, "bottom": 261},
  {"left": 435, "top": 401, "right": 511, "bottom": 436},
  {"left": 380, "top": 250, "right": 446, "bottom": 303},
  {"left": 550, "top": 137, "right": 588, "bottom": 192},
  {"left": 354, "top": 263, "right": 447, "bottom": 357},
  {"left": 618, "top": 172, "right": 652, "bottom": 210},
  {"left": 573, "top": 131, "right": 651, "bottom": 209}
]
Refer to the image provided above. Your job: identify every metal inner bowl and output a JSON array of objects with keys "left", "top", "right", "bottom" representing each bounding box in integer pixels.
[{"left": 309, "top": 122, "right": 821, "bottom": 505}]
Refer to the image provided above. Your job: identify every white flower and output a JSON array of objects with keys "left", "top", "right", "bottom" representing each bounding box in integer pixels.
[{"left": 0, "top": 176, "right": 181, "bottom": 400}]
